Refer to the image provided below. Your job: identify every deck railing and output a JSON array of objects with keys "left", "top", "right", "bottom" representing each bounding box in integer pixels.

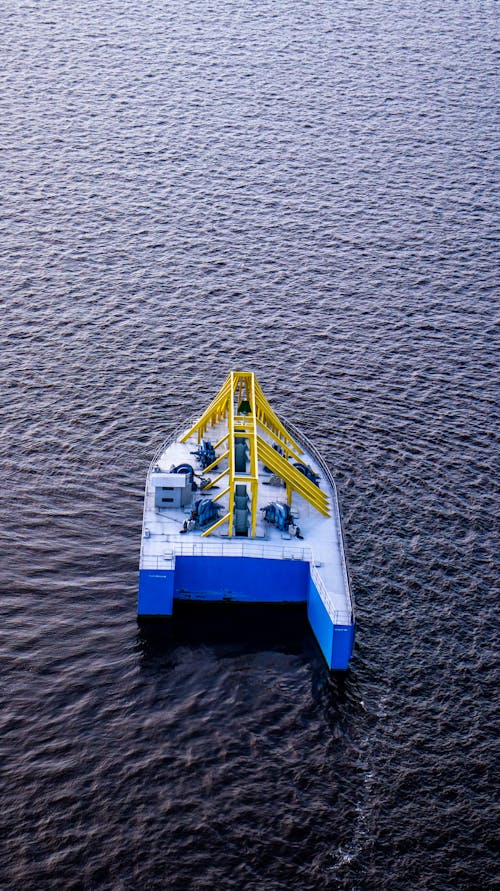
[
  {"left": 148, "top": 414, "right": 200, "bottom": 470},
  {"left": 309, "top": 562, "right": 353, "bottom": 626},
  {"left": 141, "top": 538, "right": 313, "bottom": 566},
  {"left": 280, "top": 415, "right": 354, "bottom": 615},
  {"left": 140, "top": 537, "right": 352, "bottom": 625}
]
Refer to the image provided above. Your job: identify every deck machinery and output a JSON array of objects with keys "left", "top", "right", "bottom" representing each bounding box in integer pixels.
[{"left": 138, "top": 371, "right": 355, "bottom": 670}]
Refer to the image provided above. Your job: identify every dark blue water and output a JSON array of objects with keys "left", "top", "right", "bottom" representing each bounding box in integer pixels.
[{"left": 1, "top": 2, "right": 498, "bottom": 888}]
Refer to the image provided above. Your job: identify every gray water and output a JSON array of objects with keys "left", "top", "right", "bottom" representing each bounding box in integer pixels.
[{"left": 1, "top": 2, "right": 498, "bottom": 889}]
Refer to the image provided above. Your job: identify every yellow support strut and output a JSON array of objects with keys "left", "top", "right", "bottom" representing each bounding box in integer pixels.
[{"left": 180, "top": 371, "right": 330, "bottom": 536}]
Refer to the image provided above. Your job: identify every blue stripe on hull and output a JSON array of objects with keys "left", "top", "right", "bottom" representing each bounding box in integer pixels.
[
  {"left": 174, "top": 555, "right": 309, "bottom": 603},
  {"left": 330, "top": 623, "right": 355, "bottom": 670},
  {"left": 307, "top": 576, "right": 333, "bottom": 664},
  {"left": 138, "top": 569, "right": 174, "bottom": 616},
  {"left": 307, "top": 575, "right": 354, "bottom": 670}
]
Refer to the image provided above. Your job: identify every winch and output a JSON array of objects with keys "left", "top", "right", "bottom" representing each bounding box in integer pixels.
[
  {"left": 191, "top": 440, "right": 216, "bottom": 469},
  {"left": 261, "top": 501, "right": 303, "bottom": 538},
  {"left": 181, "top": 497, "right": 221, "bottom": 533}
]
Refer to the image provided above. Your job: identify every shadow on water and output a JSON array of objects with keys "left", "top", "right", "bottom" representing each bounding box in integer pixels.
[
  {"left": 136, "top": 602, "right": 352, "bottom": 705},
  {"left": 137, "top": 602, "right": 309, "bottom": 661}
]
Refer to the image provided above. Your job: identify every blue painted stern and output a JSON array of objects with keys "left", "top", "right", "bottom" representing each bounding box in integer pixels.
[{"left": 138, "top": 557, "right": 354, "bottom": 670}]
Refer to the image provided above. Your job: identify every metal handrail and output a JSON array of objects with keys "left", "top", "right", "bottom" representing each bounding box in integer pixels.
[
  {"left": 279, "top": 414, "right": 354, "bottom": 615},
  {"left": 140, "top": 538, "right": 352, "bottom": 625},
  {"left": 141, "top": 539, "right": 313, "bottom": 565},
  {"left": 309, "top": 562, "right": 353, "bottom": 625},
  {"left": 148, "top": 413, "right": 200, "bottom": 470}
]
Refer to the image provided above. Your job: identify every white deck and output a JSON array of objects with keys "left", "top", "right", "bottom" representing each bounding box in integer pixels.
[{"left": 140, "top": 418, "right": 353, "bottom": 624}]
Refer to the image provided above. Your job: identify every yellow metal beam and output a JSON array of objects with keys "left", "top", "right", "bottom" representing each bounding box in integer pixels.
[
  {"left": 228, "top": 372, "right": 235, "bottom": 535},
  {"left": 257, "top": 437, "right": 330, "bottom": 516},
  {"left": 202, "top": 465, "right": 229, "bottom": 491},
  {"left": 202, "top": 448, "right": 229, "bottom": 474},
  {"left": 201, "top": 511, "right": 230, "bottom": 537},
  {"left": 180, "top": 375, "right": 232, "bottom": 443},
  {"left": 180, "top": 371, "right": 329, "bottom": 537},
  {"left": 249, "top": 373, "right": 259, "bottom": 537},
  {"left": 214, "top": 432, "right": 229, "bottom": 449},
  {"left": 253, "top": 378, "right": 303, "bottom": 454},
  {"left": 255, "top": 417, "right": 303, "bottom": 463},
  {"left": 211, "top": 485, "right": 230, "bottom": 503}
]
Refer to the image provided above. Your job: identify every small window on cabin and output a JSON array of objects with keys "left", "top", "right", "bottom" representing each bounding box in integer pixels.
[{"left": 162, "top": 497, "right": 174, "bottom": 503}]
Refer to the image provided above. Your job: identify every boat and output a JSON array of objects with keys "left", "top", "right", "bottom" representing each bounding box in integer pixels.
[{"left": 137, "top": 371, "right": 355, "bottom": 670}]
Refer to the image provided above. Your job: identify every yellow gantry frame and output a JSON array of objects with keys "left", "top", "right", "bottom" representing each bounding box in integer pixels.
[{"left": 180, "top": 371, "right": 330, "bottom": 537}]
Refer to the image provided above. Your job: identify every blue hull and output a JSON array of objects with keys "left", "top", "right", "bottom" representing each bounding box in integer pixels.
[{"left": 138, "top": 556, "right": 354, "bottom": 670}]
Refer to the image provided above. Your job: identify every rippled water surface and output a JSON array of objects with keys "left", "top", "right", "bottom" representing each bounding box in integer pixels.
[{"left": 1, "top": 2, "right": 498, "bottom": 888}]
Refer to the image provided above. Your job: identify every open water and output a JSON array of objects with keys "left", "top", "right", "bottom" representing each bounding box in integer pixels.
[{"left": 1, "top": 2, "right": 498, "bottom": 889}]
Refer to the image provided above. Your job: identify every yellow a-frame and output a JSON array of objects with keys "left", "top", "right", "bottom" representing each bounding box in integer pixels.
[{"left": 180, "top": 371, "right": 330, "bottom": 537}]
